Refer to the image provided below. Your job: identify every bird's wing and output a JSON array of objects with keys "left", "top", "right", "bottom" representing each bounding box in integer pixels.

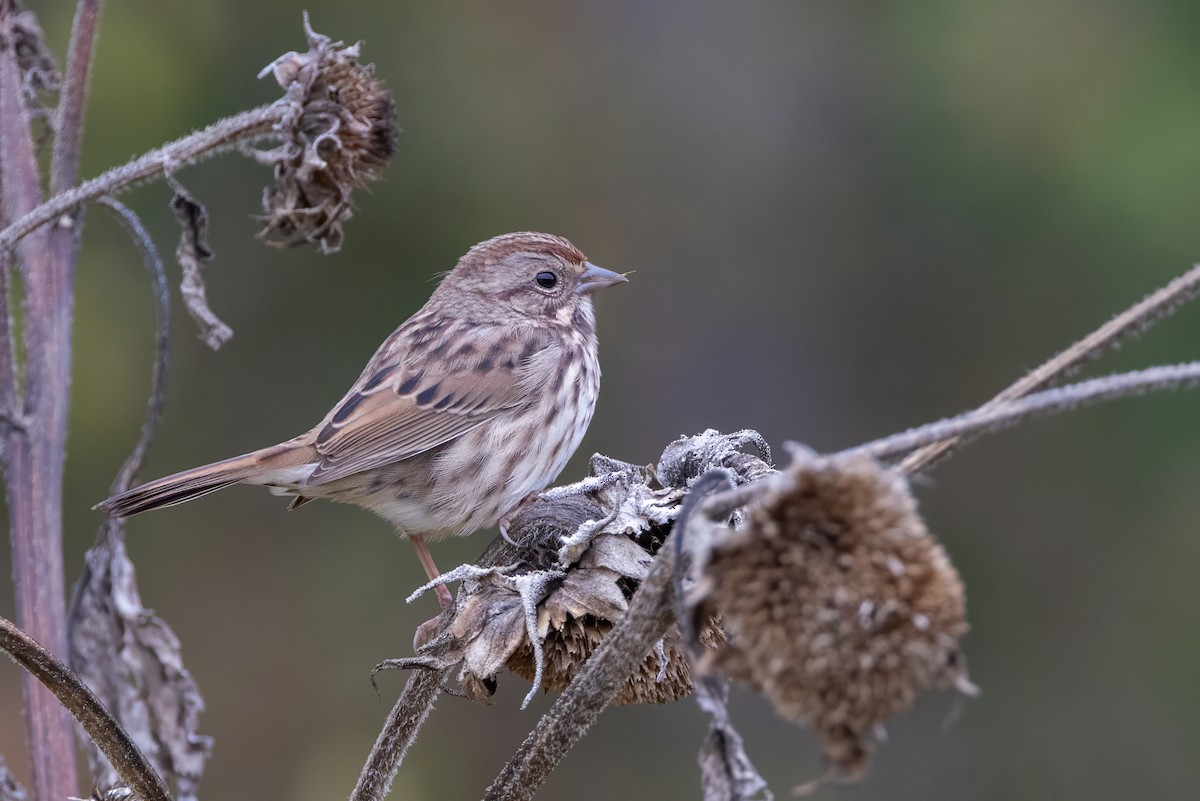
[{"left": 304, "top": 318, "right": 560, "bottom": 486}]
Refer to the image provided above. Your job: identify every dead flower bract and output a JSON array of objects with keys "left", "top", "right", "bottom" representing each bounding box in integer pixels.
[
  {"left": 696, "top": 452, "right": 976, "bottom": 787},
  {"left": 257, "top": 17, "right": 397, "bottom": 253}
]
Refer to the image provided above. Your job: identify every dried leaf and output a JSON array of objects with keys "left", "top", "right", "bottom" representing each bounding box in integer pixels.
[
  {"left": 541, "top": 566, "right": 628, "bottom": 630},
  {"left": 578, "top": 532, "right": 653, "bottom": 580},
  {"left": 5, "top": 7, "right": 60, "bottom": 135},
  {"left": 68, "top": 522, "right": 213, "bottom": 801},
  {"left": 694, "top": 678, "right": 772, "bottom": 801},
  {"left": 0, "top": 756, "right": 27, "bottom": 801},
  {"left": 170, "top": 187, "right": 232, "bottom": 350}
]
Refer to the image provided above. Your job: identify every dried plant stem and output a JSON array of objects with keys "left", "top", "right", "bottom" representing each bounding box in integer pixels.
[
  {"left": 50, "top": 0, "right": 100, "bottom": 196},
  {"left": 482, "top": 547, "right": 676, "bottom": 801},
  {"left": 96, "top": 197, "right": 170, "bottom": 487},
  {"left": 701, "top": 361, "right": 1200, "bottom": 520},
  {"left": 349, "top": 669, "right": 442, "bottom": 801},
  {"left": 0, "top": 102, "right": 287, "bottom": 254},
  {"left": 0, "top": 252, "right": 17, "bottom": 421},
  {"left": 901, "top": 263, "right": 1200, "bottom": 474},
  {"left": 846, "top": 362, "right": 1200, "bottom": 467},
  {"left": 0, "top": 615, "right": 173, "bottom": 801},
  {"left": 0, "top": 16, "right": 79, "bottom": 799}
]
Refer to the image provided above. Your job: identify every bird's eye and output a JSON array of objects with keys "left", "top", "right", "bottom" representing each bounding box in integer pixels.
[{"left": 535, "top": 271, "right": 558, "bottom": 289}]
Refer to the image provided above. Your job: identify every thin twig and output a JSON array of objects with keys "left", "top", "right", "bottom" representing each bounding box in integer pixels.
[
  {"left": 349, "top": 669, "right": 442, "bottom": 801},
  {"left": 49, "top": 0, "right": 100, "bottom": 196},
  {"left": 0, "top": 615, "right": 173, "bottom": 801},
  {"left": 702, "top": 362, "right": 1200, "bottom": 520},
  {"left": 0, "top": 102, "right": 287, "bottom": 254},
  {"left": 844, "top": 362, "right": 1200, "bottom": 467},
  {"left": 96, "top": 196, "right": 170, "bottom": 490},
  {"left": 901, "top": 263, "right": 1200, "bottom": 474},
  {"left": 482, "top": 472, "right": 732, "bottom": 801}
]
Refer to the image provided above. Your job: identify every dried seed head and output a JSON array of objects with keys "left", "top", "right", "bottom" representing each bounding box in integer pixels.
[
  {"left": 698, "top": 453, "right": 973, "bottom": 781},
  {"left": 503, "top": 534, "right": 726, "bottom": 705},
  {"left": 257, "top": 16, "right": 397, "bottom": 253},
  {"left": 507, "top": 618, "right": 707, "bottom": 706},
  {"left": 392, "top": 432, "right": 771, "bottom": 708}
]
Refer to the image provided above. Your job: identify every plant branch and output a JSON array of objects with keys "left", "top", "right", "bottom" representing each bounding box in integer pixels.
[
  {"left": 96, "top": 196, "right": 169, "bottom": 489},
  {"left": 844, "top": 362, "right": 1200, "bottom": 467},
  {"left": 349, "top": 668, "right": 442, "bottom": 801},
  {"left": 0, "top": 14, "right": 79, "bottom": 799},
  {"left": 0, "top": 102, "right": 287, "bottom": 254},
  {"left": 901, "top": 263, "right": 1200, "bottom": 474},
  {"left": 702, "top": 361, "right": 1200, "bottom": 521},
  {"left": 50, "top": 0, "right": 100, "bottom": 195},
  {"left": 0, "top": 615, "right": 173, "bottom": 801}
]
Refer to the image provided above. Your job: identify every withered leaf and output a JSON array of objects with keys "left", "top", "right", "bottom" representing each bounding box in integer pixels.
[
  {"left": 69, "top": 523, "right": 213, "bottom": 801},
  {"left": 0, "top": 756, "right": 27, "bottom": 801},
  {"left": 170, "top": 187, "right": 232, "bottom": 350}
]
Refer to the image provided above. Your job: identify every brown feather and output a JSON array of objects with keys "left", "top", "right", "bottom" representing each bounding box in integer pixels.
[
  {"left": 304, "top": 320, "right": 560, "bottom": 485},
  {"left": 96, "top": 440, "right": 316, "bottom": 518}
]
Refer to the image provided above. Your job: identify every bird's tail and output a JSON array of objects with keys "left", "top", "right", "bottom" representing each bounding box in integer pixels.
[{"left": 95, "top": 440, "right": 316, "bottom": 518}]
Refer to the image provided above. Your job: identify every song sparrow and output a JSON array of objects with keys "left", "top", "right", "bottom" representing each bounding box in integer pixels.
[{"left": 97, "top": 232, "right": 627, "bottom": 602}]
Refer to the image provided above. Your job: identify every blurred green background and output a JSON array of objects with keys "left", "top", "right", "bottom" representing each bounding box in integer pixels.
[{"left": 3, "top": 1, "right": 1200, "bottom": 799}]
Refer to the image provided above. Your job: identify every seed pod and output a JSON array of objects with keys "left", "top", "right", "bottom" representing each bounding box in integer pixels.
[
  {"left": 258, "top": 17, "right": 397, "bottom": 253},
  {"left": 697, "top": 453, "right": 974, "bottom": 782}
]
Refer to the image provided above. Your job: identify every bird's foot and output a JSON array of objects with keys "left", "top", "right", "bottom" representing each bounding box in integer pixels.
[
  {"left": 413, "top": 611, "right": 445, "bottom": 650},
  {"left": 412, "top": 582, "right": 454, "bottom": 650},
  {"left": 498, "top": 490, "right": 545, "bottom": 546}
]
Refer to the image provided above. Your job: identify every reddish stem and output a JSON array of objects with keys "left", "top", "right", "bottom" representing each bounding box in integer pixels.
[{"left": 0, "top": 0, "right": 102, "bottom": 794}]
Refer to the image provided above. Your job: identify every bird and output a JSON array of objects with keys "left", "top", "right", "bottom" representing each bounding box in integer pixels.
[{"left": 97, "top": 231, "right": 628, "bottom": 611}]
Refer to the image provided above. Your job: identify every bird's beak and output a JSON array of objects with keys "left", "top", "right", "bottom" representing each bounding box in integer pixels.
[{"left": 576, "top": 262, "right": 629, "bottom": 294}]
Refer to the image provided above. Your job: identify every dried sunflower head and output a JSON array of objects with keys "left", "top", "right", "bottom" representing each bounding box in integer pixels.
[
  {"left": 696, "top": 451, "right": 974, "bottom": 784},
  {"left": 387, "top": 431, "right": 770, "bottom": 708},
  {"left": 257, "top": 16, "right": 397, "bottom": 253},
  {"left": 503, "top": 525, "right": 726, "bottom": 706}
]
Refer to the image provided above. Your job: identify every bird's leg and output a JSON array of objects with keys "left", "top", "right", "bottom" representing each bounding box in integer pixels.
[
  {"left": 410, "top": 533, "right": 455, "bottom": 650},
  {"left": 410, "top": 533, "right": 453, "bottom": 609}
]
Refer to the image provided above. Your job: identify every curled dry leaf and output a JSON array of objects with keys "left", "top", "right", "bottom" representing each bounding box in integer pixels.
[
  {"left": 255, "top": 15, "right": 397, "bottom": 253},
  {"left": 388, "top": 431, "right": 772, "bottom": 708},
  {"left": 0, "top": 756, "right": 27, "bottom": 801},
  {"left": 694, "top": 676, "right": 772, "bottom": 801},
  {"left": 68, "top": 522, "right": 213, "bottom": 801},
  {"left": 694, "top": 451, "right": 974, "bottom": 788},
  {"left": 3, "top": 6, "right": 60, "bottom": 113},
  {"left": 170, "top": 186, "right": 233, "bottom": 350}
]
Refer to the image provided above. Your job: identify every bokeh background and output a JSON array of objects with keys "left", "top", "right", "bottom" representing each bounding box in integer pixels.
[{"left": 4, "top": 1, "right": 1200, "bottom": 799}]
